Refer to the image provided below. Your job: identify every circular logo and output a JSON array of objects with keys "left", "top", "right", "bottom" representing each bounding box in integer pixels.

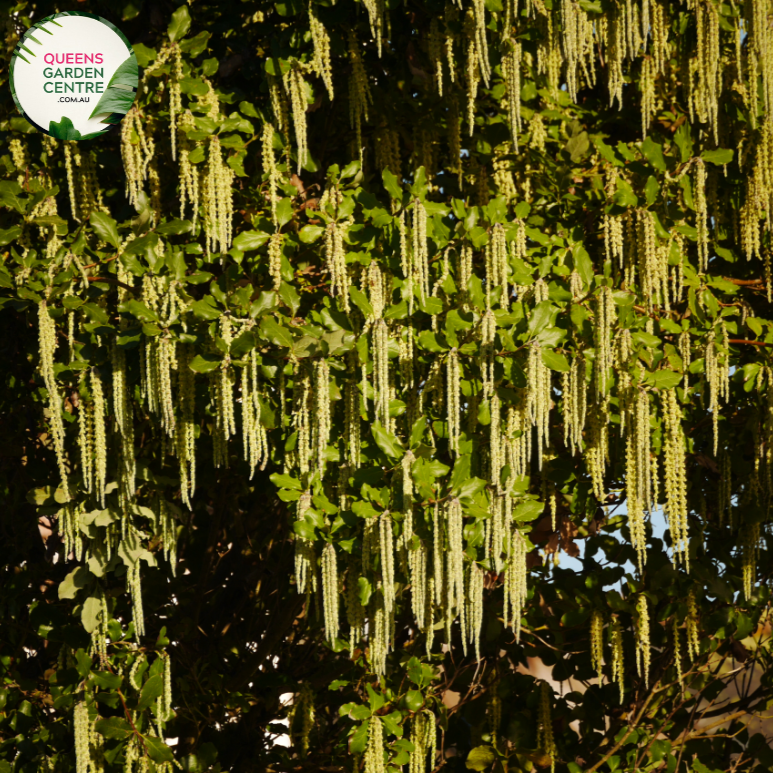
[{"left": 9, "top": 13, "right": 138, "bottom": 141}]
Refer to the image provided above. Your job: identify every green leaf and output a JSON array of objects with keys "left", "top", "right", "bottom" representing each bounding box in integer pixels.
[
  {"left": 188, "top": 354, "right": 221, "bottom": 373},
  {"left": 417, "top": 331, "right": 449, "bottom": 352},
  {"left": 371, "top": 422, "right": 404, "bottom": 459},
  {"left": 138, "top": 674, "right": 164, "bottom": 710},
  {"left": 119, "top": 300, "right": 158, "bottom": 322},
  {"left": 91, "top": 671, "right": 123, "bottom": 690},
  {"left": 233, "top": 230, "right": 269, "bottom": 251},
  {"left": 81, "top": 596, "right": 103, "bottom": 633},
  {"left": 168, "top": 5, "right": 192, "bottom": 41},
  {"left": 95, "top": 717, "right": 133, "bottom": 740},
  {"left": 573, "top": 243, "right": 593, "bottom": 287},
  {"left": 512, "top": 499, "right": 544, "bottom": 522},
  {"left": 357, "top": 576, "right": 373, "bottom": 606},
  {"left": 410, "top": 416, "right": 427, "bottom": 449},
  {"left": 528, "top": 301, "right": 553, "bottom": 336},
  {"left": 179, "top": 31, "right": 210, "bottom": 56},
  {"left": 276, "top": 198, "right": 294, "bottom": 227},
  {"left": 541, "top": 349, "right": 570, "bottom": 372},
  {"left": 641, "top": 136, "right": 667, "bottom": 171},
  {"left": 349, "top": 286, "right": 374, "bottom": 318},
  {"left": 270, "top": 473, "right": 302, "bottom": 490},
  {"left": 382, "top": 169, "right": 402, "bottom": 200},
  {"left": 612, "top": 176, "right": 638, "bottom": 208},
  {"left": 260, "top": 317, "right": 294, "bottom": 348},
  {"left": 190, "top": 297, "right": 222, "bottom": 321},
  {"left": 564, "top": 131, "right": 590, "bottom": 162},
  {"left": 144, "top": 736, "right": 175, "bottom": 764},
  {"left": 381, "top": 710, "right": 403, "bottom": 737},
  {"left": 0, "top": 226, "right": 21, "bottom": 246},
  {"left": 405, "top": 689, "right": 424, "bottom": 712},
  {"left": 278, "top": 282, "right": 301, "bottom": 316},
  {"left": 466, "top": 746, "right": 497, "bottom": 771},
  {"left": 651, "top": 370, "right": 681, "bottom": 390},
  {"left": 90, "top": 212, "right": 121, "bottom": 249},
  {"left": 156, "top": 219, "right": 192, "bottom": 235},
  {"left": 644, "top": 175, "right": 660, "bottom": 206},
  {"left": 350, "top": 721, "right": 369, "bottom": 755},
  {"left": 450, "top": 455, "right": 471, "bottom": 494},
  {"left": 59, "top": 566, "right": 91, "bottom": 600},
  {"left": 674, "top": 123, "right": 693, "bottom": 163},
  {"left": 132, "top": 43, "right": 156, "bottom": 68},
  {"left": 299, "top": 225, "right": 325, "bottom": 243},
  {"left": 701, "top": 148, "right": 733, "bottom": 165}
]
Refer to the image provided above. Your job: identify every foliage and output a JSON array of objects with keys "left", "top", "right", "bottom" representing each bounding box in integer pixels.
[{"left": 1, "top": 1, "right": 773, "bottom": 773}]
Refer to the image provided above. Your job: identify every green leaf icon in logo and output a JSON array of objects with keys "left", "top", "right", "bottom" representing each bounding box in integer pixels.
[
  {"left": 48, "top": 116, "right": 82, "bottom": 140},
  {"left": 89, "top": 53, "right": 138, "bottom": 122}
]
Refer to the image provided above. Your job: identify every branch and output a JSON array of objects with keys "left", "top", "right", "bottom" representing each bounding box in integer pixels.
[
  {"left": 727, "top": 339, "right": 773, "bottom": 348},
  {"left": 588, "top": 683, "right": 659, "bottom": 772}
]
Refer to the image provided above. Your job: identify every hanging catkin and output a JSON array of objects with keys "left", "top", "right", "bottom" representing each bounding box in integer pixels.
[
  {"left": 128, "top": 558, "right": 145, "bottom": 639},
  {"left": 365, "top": 716, "right": 386, "bottom": 773},
  {"left": 120, "top": 107, "right": 154, "bottom": 209},
  {"left": 268, "top": 231, "right": 285, "bottom": 290},
  {"left": 202, "top": 133, "right": 234, "bottom": 254},
  {"left": 611, "top": 614, "right": 624, "bottom": 702},
  {"left": 502, "top": 40, "right": 522, "bottom": 151},
  {"left": 284, "top": 63, "right": 309, "bottom": 171},
  {"left": 295, "top": 492, "right": 316, "bottom": 595},
  {"left": 694, "top": 161, "right": 709, "bottom": 272},
  {"left": 626, "top": 390, "right": 651, "bottom": 573},
  {"left": 594, "top": 286, "right": 616, "bottom": 396},
  {"left": 373, "top": 319, "right": 390, "bottom": 426},
  {"left": 91, "top": 368, "right": 107, "bottom": 507},
  {"left": 446, "top": 349, "right": 461, "bottom": 455},
  {"left": 78, "top": 385, "right": 93, "bottom": 496},
  {"left": 262, "top": 122, "right": 280, "bottom": 225},
  {"left": 348, "top": 31, "right": 372, "bottom": 163},
  {"left": 590, "top": 609, "right": 604, "bottom": 682},
  {"left": 686, "top": 589, "right": 701, "bottom": 661},
  {"left": 325, "top": 220, "right": 349, "bottom": 308},
  {"left": 504, "top": 528, "right": 527, "bottom": 640},
  {"left": 74, "top": 701, "right": 90, "bottom": 773},
  {"left": 322, "top": 542, "right": 339, "bottom": 643},
  {"left": 636, "top": 595, "right": 650, "bottom": 688},
  {"left": 409, "top": 711, "right": 436, "bottom": 773},
  {"left": 536, "top": 682, "right": 556, "bottom": 767},
  {"left": 446, "top": 498, "right": 465, "bottom": 621},
  {"left": 412, "top": 200, "right": 430, "bottom": 304},
  {"left": 309, "top": 4, "right": 334, "bottom": 100},
  {"left": 466, "top": 565, "right": 484, "bottom": 660},
  {"left": 313, "top": 360, "right": 331, "bottom": 473},
  {"left": 662, "top": 389, "right": 689, "bottom": 568},
  {"left": 39, "top": 302, "right": 69, "bottom": 499},
  {"left": 706, "top": 325, "right": 730, "bottom": 456},
  {"left": 527, "top": 342, "right": 551, "bottom": 468}
]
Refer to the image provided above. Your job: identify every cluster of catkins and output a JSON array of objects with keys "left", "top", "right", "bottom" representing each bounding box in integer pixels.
[{"left": 27, "top": 0, "right": 773, "bottom": 766}]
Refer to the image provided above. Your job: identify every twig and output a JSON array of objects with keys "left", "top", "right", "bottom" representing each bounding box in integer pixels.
[{"left": 727, "top": 339, "right": 773, "bottom": 348}]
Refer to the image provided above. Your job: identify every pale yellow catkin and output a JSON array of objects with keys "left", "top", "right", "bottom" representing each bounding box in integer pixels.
[
  {"left": 536, "top": 682, "right": 556, "bottom": 767},
  {"left": 590, "top": 609, "right": 604, "bottom": 682},
  {"left": 321, "top": 542, "right": 339, "bottom": 643},
  {"left": 91, "top": 368, "right": 107, "bottom": 507},
  {"left": 348, "top": 31, "right": 372, "bottom": 163},
  {"left": 611, "top": 615, "right": 624, "bottom": 702},
  {"left": 636, "top": 595, "right": 650, "bottom": 688},
  {"left": 39, "top": 303, "right": 69, "bottom": 500}
]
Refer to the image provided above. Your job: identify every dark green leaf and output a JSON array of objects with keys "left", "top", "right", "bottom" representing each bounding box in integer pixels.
[{"left": 168, "top": 5, "right": 192, "bottom": 41}]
